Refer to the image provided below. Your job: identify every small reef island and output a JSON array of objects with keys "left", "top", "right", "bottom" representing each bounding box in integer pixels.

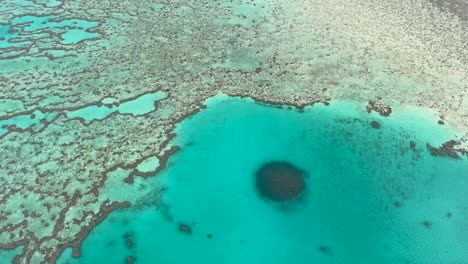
[{"left": 0, "top": 0, "right": 467, "bottom": 263}]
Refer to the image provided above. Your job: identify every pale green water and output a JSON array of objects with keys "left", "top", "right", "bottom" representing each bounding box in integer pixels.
[{"left": 57, "top": 95, "right": 468, "bottom": 264}]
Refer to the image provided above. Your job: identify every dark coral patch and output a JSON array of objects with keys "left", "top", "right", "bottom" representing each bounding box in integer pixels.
[
  {"left": 178, "top": 223, "right": 192, "bottom": 234},
  {"left": 409, "top": 141, "right": 416, "bottom": 151},
  {"left": 370, "top": 121, "right": 381, "bottom": 129},
  {"left": 366, "top": 101, "right": 392, "bottom": 117},
  {"left": 421, "top": 221, "right": 432, "bottom": 230},
  {"left": 123, "top": 232, "right": 135, "bottom": 249},
  {"left": 255, "top": 161, "right": 306, "bottom": 201},
  {"left": 426, "top": 140, "right": 467, "bottom": 159},
  {"left": 126, "top": 256, "right": 136, "bottom": 264},
  {"left": 318, "top": 245, "right": 333, "bottom": 256}
]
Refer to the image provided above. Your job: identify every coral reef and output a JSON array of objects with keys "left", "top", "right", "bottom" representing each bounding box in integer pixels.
[{"left": 0, "top": 0, "right": 467, "bottom": 262}]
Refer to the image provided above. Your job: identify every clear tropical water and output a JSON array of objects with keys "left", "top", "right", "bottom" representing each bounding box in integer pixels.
[
  {"left": 0, "top": 246, "right": 23, "bottom": 263},
  {"left": 57, "top": 95, "right": 468, "bottom": 264}
]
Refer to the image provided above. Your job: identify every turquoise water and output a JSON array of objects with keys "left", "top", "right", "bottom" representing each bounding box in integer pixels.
[
  {"left": 0, "top": 15, "right": 99, "bottom": 54},
  {"left": 56, "top": 95, "right": 467, "bottom": 264},
  {"left": 0, "top": 110, "right": 58, "bottom": 137},
  {"left": 0, "top": 246, "right": 23, "bottom": 263},
  {"left": 0, "top": 91, "right": 166, "bottom": 137},
  {"left": 66, "top": 91, "right": 166, "bottom": 123}
]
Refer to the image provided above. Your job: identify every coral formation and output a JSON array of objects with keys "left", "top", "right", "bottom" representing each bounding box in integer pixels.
[{"left": 0, "top": 0, "right": 467, "bottom": 262}]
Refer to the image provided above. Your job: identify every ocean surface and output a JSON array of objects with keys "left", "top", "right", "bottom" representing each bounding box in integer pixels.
[{"left": 54, "top": 95, "right": 468, "bottom": 264}]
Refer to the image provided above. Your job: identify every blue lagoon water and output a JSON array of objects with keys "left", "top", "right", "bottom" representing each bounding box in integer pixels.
[{"left": 58, "top": 95, "right": 467, "bottom": 264}]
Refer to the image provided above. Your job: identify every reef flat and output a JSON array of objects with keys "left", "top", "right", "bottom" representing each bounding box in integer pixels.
[{"left": 0, "top": 0, "right": 467, "bottom": 263}]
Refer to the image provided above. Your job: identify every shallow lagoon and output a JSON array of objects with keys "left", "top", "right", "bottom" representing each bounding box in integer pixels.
[
  {"left": 55, "top": 94, "right": 467, "bottom": 264},
  {"left": 0, "top": 246, "right": 23, "bottom": 263}
]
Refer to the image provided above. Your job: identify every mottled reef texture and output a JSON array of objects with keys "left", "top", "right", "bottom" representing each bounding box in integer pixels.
[{"left": 0, "top": 0, "right": 467, "bottom": 263}]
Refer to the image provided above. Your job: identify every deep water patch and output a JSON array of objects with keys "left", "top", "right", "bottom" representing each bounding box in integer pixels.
[
  {"left": 57, "top": 95, "right": 468, "bottom": 264},
  {"left": 255, "top": 161, "right": 306, "bottom": 201}
]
